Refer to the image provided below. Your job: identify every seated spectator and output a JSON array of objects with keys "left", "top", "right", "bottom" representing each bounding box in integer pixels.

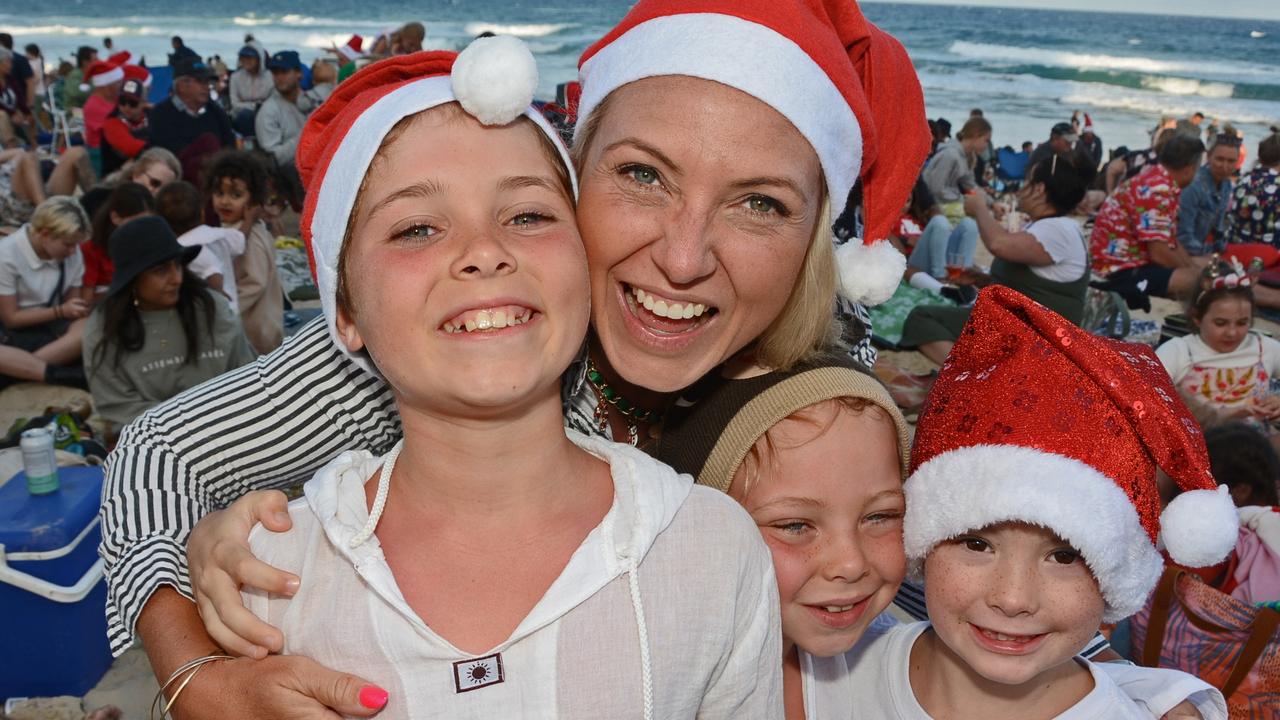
[
  {"left": 326, "top": 35, "right": 363, "bottom": 84},
  {"left": 1178, "top": 134, "right": 1241, "bottom": 257},
  {"left": 1027, "top": 121, "right": 1078, "bottom": 171},
  {"left": 891, "top": 178, "right": 977, "bottom": 287},
  {"left": 99, "top": 77, "right": 149, "bottom": 177},
  {"left": 147, "top": 58, "right": 233, "bottom": 182},
  {"left": 0, "top": 196, "right": 91, "bottom": 388},
  {"left": 1223, "top": 129, "right": 1280, "bottom": 250},
  {"left": 1078, "top": 114, "right": 1103, "bottom": 172},
  {"left": 229, "top": 42, "right": 271, "bottom": 138},
  {"left": 0, "top": 146, "right": 94, "bottom": 227},
  {"left": 1091, "top": 134, "right": 1209, "bottom": 302},
  {"left": 309, "top": 58, "right": 336, "bottom": 101},
  {"left": 1156, "top": 273, "right": 1280, "bottom": 431},
  {"left": 83, "top": 181, "right": 154, "bottom": 301},
  {"left": 80, "top": 59, "right": 125, "bottom": 174},
  {"left": 206, "top": 150, "right": 281, "bottom": 354},
  {"left": 921, "top": 115, "right": 990, "bottom": 224},
  {"left": 106, "top": 146, "right": 180, "bottom": 195},
  {"left": 900, "top": 156, "right": 1090, "bottom": 365},
  {"left": 255, "top": 51, "right": 313, "bottom": 208},
  {"left": 61, "top": 45, "right": 97, "bottom": 111},
  {"left": 84, "top": 215, "right": 254, "bottom": 429},
  {"left": 1105, "top": 127, "right": 1176, "bottom": 195},
  {"left": 0, "top": 47, "right": 32, "bottom": 149},
  {"left": 155, "top": 181, "right": 243, "bottom": 307},
  {"left": 1205, "top": 423, "right": 1280, "bottom": 508}
]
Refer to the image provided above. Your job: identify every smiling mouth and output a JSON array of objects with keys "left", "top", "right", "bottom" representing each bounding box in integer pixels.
[
  {"left": 969, "top": 623, "right": 1049, "bottom": 654},
  {"left": 442, "top": 305, "right": 537, "bottom": 334},
  {"left": 622, "top": 283, "right": 717, "bottom": 334},
  {"left": 804, "top": 597, "right": 871, "bottom": 629}
]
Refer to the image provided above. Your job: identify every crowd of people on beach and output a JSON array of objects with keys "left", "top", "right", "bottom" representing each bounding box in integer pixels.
[{"left": 1, "top": 0, "right": 1278, "bottom": 717}]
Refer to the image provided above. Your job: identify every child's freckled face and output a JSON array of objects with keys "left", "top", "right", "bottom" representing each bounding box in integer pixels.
[
  {"left": 733, "top": 404, "right": 906, "bottom": 658},
  {"left": 213, "top": 177, "right": 252, "bottom": 225},
  {"left": 338, "top": 109, "right": 588, "bottom": 414},
  {"left": 923, "top": 522, "right": 1105, "bottom": 687}
]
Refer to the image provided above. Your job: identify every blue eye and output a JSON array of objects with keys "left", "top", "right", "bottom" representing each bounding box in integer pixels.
[
  {"left": 511, "top": 212, "right": 551, "bottom": 226},
  {"left": 395, "top": 223, "right": 436, "bottom": 241},
  {"left": 775, "top": 521, "right": 810, "bottom": 535},
  {"left": 744, "top": 195, "right": 786, "bottom": 216}
]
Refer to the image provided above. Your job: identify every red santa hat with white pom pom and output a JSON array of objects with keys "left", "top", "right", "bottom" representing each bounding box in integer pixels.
[
  {"left": 296, "top": 37, "right": 575, "bottom": 369},
  {"left": 905, "top": 287, "right": 1239, "bottom": 621},
  {"left": 575, "top": 0, "right": 931, "bottom": 305}
]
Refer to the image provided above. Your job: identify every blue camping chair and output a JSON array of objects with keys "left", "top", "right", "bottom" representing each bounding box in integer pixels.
[
  {"left": 146, "top": 66, "right": 173, "bottom": 104},
  {"left": 996, "top": 146, "right": 1030, "bottom": 191}
]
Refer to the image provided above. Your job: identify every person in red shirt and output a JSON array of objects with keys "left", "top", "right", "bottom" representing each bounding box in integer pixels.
[
  {"left": 81, "top": 60, "right": 124, "bottom": 150},
  {"left": 100, "top": 77, "right": 149, "bottom": 176},
  {"left": 1090, "top": 134, "right": 1206, "bottom": 300}
]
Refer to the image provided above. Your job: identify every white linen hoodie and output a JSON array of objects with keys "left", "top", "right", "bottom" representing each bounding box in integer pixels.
[{"left": 244, "top": 431, "right": 782, "bottom": 719}]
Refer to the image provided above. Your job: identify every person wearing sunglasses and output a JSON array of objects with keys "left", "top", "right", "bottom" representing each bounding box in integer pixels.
[{"left": 100, "top": 77, "right": 150, "bottom": 177}]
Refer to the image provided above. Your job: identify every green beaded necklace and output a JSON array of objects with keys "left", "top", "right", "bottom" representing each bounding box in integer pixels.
[{"left": 586, "top": 357, "right": 662, "bottom": 446}]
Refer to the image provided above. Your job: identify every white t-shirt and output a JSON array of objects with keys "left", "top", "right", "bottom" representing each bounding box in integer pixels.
[
  {"left": 805, "top": 620, "right": 1225, "bottom": 720},
  {"left": 1024, "top": 216, "right": 1088, "bottom": 283},
  {"left": 177, "top": 225, "right": 245, "bottom": 311},
  {"left": 1157, "top": 332, "right": 1280, "bottom": 385},
  {"left": 0, "top": 225, "right": 84, "bottom": 309},
  {"left": 243, "top": 432, "right": 782, "bottom": 719}
]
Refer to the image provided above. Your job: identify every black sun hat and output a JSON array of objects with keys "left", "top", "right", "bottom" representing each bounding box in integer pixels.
[{"left": 106, "top": 216, "right": 200, "bottom": 298}]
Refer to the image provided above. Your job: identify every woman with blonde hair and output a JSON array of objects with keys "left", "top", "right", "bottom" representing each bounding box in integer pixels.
[
  {"left": 922, "top": 115, "right": 993, "bottom": 224},
  {"left": 0, "top": 195, "right": 92, "bottom": 387}
]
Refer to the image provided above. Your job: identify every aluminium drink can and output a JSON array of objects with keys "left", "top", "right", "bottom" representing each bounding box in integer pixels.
[{"left": 20, "top": 427, "right": 59, "bottom": 495}]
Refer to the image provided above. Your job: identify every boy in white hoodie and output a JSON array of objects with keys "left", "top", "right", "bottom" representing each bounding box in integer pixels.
[{"left": 227, "top": 41, "right": 780, "bottom": 719}]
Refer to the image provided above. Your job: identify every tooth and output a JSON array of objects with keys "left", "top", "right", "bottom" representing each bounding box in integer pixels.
[
  {"left": 475, "top": 311, "right": 492, "bottom": 330},
  {"left": 636, "top": 288, "right": 646, "bottom": 304},
  {"left": 643, "top": 295, "right": 655, "bottom": 310},
  {"left": 682, "top": 304, "right": 695, "bottom": 319},
  {"left": 493, "top": 310, "right": 508, "bottom": 328},
  {"left": 654, "top": 300, "right": 668, "bottom": 317},
  {"left": 666, "top": 302, "right": 683, "bottom": 319},
  {"left": 444, "top": 322, "right": 454, "bottom": 333},
  {"left": 465, "top": 319, "right": 477, "bottom": 332},
  {"left": 694, "top": 304, "right": 705, "bottom": 315}
]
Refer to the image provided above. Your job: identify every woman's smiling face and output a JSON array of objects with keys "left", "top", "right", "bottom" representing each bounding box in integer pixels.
[{"left": 575, "top": 76, "right": 825, "bottom": 392}]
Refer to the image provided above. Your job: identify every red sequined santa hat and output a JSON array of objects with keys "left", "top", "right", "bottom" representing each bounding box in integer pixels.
[
  {"left": 338, "top": 35, "right": 364, "bottom": 62},
  {"left": 80, "top": 60, "right": 124, "bottom": 91},
  {"left": 576, "top": 0, "right": 931, "bottom": 306},
  {"left": 297, "top": 36, "right": 575, "bottom": 370},
  {"left": 904, "top": 286, "right": 1238, "bottom": 620}
]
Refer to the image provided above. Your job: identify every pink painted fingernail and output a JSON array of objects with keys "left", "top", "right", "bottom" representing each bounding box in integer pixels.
[{"left": 359, "top": 685, "right": 389, "bottom": 709}]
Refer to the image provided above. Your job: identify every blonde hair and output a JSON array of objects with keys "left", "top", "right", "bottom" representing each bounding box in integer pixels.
[
  {"left": 29, "top": 196, "right": 90, "bottom": 240},
  {"left": 574, "top": 94, "right": 842, "bottom": 372},
  {"left": 131, "top": 147, "right": 181, "bottom": 182},
  {"left": 735, "top": 397, "right": 890, "bottom": 500}
]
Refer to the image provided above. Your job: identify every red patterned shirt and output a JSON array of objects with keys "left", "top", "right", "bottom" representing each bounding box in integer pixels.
[{"left": 1090, "top": 163, "right": 1182, "bottom": 276}]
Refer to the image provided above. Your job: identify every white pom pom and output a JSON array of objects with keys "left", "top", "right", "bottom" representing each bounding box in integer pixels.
[
  {"left": 1159, "top": 485, "right": 1239, "bottom": 568},
  {"left": 834, "top": 239, "right": 906, "bottom": 306},
  {"left": 451, "top": 35, "right": 538, "bottom": 126}
]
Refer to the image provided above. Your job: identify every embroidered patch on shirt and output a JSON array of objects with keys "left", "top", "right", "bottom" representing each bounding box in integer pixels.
[{"left": 453, "top": 653, "right": 504, "bottom": 693}]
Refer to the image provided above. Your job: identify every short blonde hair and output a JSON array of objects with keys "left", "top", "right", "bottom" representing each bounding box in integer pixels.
[
  {"left": 574, "top": 95, "right": 841, "bottom": 372},
  {"left": 132, "top": 147, "right": 181, "bottom": 182},
  {"left": 29, "top": 196, "right": 90, "bottom": 241}
]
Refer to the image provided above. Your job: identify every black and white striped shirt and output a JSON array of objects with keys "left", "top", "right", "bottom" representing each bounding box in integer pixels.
[{"left": 100, "top": 313, "right": 885, "bottom": 655}]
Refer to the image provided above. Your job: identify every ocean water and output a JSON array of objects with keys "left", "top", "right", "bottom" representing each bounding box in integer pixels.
[{"left": 5, "top": 1, "right": 1279, "bottom": 155}]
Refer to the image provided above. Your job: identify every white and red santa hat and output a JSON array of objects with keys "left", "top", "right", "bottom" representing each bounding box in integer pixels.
[
  {"left": 905, "top": 287, "right": 1238, "bottom": 621},
  {"left": 123, "top": 64, "right": 152, "bottom": 89},
  {"left": 576, "top": 0, "right": 931, "bottom": 306},
  {"left": 79, "top": 60, "right": 124, "bottom": 91},
  {"left": 297, "top": 37, "right": 575, "bottom": 369},
  {"left": 338, "top": 35, "right": 364, "bottom": 62},
  {"left": 1083, "top": 113, "right": 1096, "bottom": 136}
]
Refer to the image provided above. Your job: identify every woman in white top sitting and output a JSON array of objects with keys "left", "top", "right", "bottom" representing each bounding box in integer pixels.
[{"left": 900, "top": 156, "right": 1092, "bottom": 364}]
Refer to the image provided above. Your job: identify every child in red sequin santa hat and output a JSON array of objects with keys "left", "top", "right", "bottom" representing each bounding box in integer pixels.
[{"left": 837, "top": 286, "right": 1232, "bottom": 718}]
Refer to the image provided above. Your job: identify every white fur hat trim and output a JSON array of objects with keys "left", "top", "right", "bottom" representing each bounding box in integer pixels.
[
  {"left": 835, "top": 238, "right": 905, "bottom": 306},
  {"left": 451, "top": 35, "right": 539, "bottom": 126},
  {"left": 904, "top": 444, "right": 1164, "bottom": 622}
]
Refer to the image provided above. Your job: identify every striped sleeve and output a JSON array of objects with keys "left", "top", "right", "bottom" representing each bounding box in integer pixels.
[{"left": 99, "top": 318, "right": 400, "bottom": 655}]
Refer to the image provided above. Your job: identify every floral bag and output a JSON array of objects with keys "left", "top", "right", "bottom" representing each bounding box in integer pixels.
[{"left": 1131, "top": 567, "right": 1280, "bottom": 717}]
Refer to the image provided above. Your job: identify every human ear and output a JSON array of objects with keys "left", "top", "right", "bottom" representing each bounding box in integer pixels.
[{"left": 334, "top": 302, "right": 365, "bottom": 354}]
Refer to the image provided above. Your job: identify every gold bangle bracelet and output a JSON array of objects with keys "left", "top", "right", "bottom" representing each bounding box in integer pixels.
[{"left": 149, "top": 654, "right": 234, "bottom": 720}]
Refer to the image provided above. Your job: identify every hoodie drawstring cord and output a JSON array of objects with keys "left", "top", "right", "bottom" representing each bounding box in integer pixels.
[
  {"left": 627, "top": 556, "right": 654, "bottom": 720},
  {"left": 349, "top": 440, "right": 402, "bottom": 548}
]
